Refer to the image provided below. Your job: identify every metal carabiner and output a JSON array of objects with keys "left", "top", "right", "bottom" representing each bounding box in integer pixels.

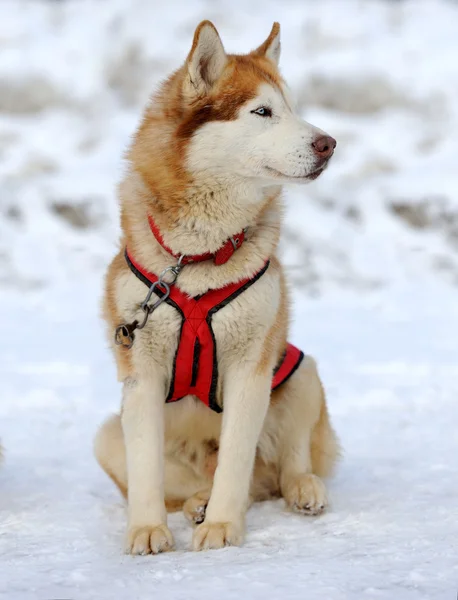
[
  {"left": 114, "top": 255, "right": 184, "bottom": 349},
  {"left": 140, "top": 280, "right": 170, "bottom": 314},
  {"left": 158, "top": 255, "right": 184, "bottom": 284}
]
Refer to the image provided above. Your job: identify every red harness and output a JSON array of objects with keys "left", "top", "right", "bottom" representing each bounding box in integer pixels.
[{"left": 126, "top": 250, "right": 304, "bottom": 413}]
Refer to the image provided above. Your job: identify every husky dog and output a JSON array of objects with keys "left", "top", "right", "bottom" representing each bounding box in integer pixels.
[{"left": 95, "top": 20, "right": 340, "bottom": 554}]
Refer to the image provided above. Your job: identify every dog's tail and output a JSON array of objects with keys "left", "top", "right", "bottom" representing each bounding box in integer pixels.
[
  {"left": 94, "top": 414, "right": 128, "bottom": 499},
  {"left": 311, "top": 386, "right": 341, "bottom": 478}
]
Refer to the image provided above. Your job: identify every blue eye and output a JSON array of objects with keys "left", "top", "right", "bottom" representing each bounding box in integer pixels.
[{"left": 251, "top": 107, "right": 272, "bottom": 117}]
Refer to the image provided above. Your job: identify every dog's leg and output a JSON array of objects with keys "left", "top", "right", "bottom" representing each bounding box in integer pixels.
[
  {"left": 121, "top": 375, "right": 174, "bottom": 555},
  {"left": 277, "top": 356, "right": 338, "bottom": 515},
  {"left": 192, "top": 366, "right": 271, "bottom": 550}
]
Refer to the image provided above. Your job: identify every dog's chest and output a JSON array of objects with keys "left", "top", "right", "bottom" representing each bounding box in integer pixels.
[{"left": 117, "top": 267, "right": 279, "bottom": 383}]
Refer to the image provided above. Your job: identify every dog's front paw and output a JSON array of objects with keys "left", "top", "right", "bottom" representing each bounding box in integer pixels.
[
  {"left": 183, "top": 489, "right": 211, "bottom": 525},
  {"left": 283, "top": 473, "right": 328, "bottom": 516},
  {"left": 192, "top": 520, "right": 244, "bottom": 551},
  {"left": 126, "top": 524, "right": 174, "bottom": 555}
]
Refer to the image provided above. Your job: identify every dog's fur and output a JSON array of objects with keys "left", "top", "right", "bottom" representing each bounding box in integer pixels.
[{"left": 95, "top": 21, "right": 340, "bottom": 554}]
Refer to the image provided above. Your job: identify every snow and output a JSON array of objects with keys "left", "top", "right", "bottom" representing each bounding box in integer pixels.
[{"left": 1, "top": 1, "right": 458, "bottom": 598}]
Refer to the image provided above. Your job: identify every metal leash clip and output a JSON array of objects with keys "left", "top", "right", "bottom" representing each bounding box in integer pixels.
[{"left": 114, "top": 256, "right": 184, "bottom": 349}]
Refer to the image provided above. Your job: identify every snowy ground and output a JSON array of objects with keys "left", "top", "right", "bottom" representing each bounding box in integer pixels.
[
  {"left": 1, "top": 1, "right": 458, "bottom": 599},
  {"left": 1, "top": 285, "right": 457, "bottom": 599}
]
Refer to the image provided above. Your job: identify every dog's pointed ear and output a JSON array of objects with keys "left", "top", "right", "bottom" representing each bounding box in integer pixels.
[
  {"left": 252, "top": 22, "right": 281, "bottom": 65},
  {"left": 185, "top": 21, "right": 227, "bottom": 97}
]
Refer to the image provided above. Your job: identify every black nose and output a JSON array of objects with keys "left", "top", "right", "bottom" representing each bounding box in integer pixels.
[{"left": 312, "top": 135, "right": 336, "bottom": 160}]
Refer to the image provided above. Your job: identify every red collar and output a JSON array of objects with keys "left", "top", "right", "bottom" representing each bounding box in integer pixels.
[{"left": 148, "top": 216, "right": 246, "bottom": 266}]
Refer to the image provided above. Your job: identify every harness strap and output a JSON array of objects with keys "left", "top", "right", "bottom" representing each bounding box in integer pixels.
[
  {"left": 126, "top": 249, "right": 269, "bottom": 412},
  {"left": 272, "top": 345, "right": 304, "bottom": 391},
  {"left": 125, "top": 250, "right": 304, "bottom": 411}
]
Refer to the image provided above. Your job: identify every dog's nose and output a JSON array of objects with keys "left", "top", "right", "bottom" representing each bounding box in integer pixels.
[{"left": 312, "top": 135, "right": 336, "bottom": 160}]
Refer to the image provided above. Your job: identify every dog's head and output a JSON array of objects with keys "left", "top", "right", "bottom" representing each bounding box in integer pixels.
[
  {"left": 132, "top": 21, "right": 336, "bottom": 196},
  {"left": 176, "top": 21, "right": 335, "bottom": 185}
]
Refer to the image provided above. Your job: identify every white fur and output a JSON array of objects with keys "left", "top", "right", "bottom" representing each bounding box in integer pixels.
[
  {"left": 194, "top": 368, "right": 273, "bottom": 548},
  {"left": 121, "top": 374, "right": 173, "bottom": 554},
  {"left": 187, "top": 82, "right": 328, "bottom": 185}
]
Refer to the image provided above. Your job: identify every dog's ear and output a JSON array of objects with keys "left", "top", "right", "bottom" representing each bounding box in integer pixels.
[
  {"left": 252, "top": 22, "right": 281, "bottom": 65},
  {"left": 185, "top": 21, "right": 227, "bottom": 97}
]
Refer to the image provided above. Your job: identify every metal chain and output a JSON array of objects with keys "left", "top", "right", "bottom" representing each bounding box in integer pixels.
[{"left": 114, "top": 255, "right": 184, "bottom": 349}]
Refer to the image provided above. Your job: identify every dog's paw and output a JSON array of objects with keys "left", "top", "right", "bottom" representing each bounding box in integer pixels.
[
  {"left": 192, "top": 521, "right": 244, "bottom": 551},
  {"left": 183, "top": 490, "right": 211, "bottom": 525},
  {"left": 283, "top": 473, "right": 328, "bottom": 516},
  {"left": 126, "top": 524, "right": 174, "bottom": 555}
]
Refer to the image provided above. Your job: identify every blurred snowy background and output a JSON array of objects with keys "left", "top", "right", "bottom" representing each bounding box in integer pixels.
[
  {"left": 1, "top": 2, "right": 457, "bottom": 599},
  {"left": 1, "top": 0, "right": 458, "bottom": 294}
]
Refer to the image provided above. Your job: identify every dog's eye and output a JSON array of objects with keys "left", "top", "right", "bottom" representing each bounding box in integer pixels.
[{"left": 251, "top": 107, "right": 272, "bottom": 117}]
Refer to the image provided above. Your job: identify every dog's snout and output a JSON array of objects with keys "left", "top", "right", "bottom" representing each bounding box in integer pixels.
[{"left": 312, "top": 135, "right": 336, "bottom": 160}]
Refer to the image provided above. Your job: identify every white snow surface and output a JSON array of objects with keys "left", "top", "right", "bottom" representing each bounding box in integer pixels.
[{"left": 1, "top": 1, "right": 457, "bottom": 598}]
